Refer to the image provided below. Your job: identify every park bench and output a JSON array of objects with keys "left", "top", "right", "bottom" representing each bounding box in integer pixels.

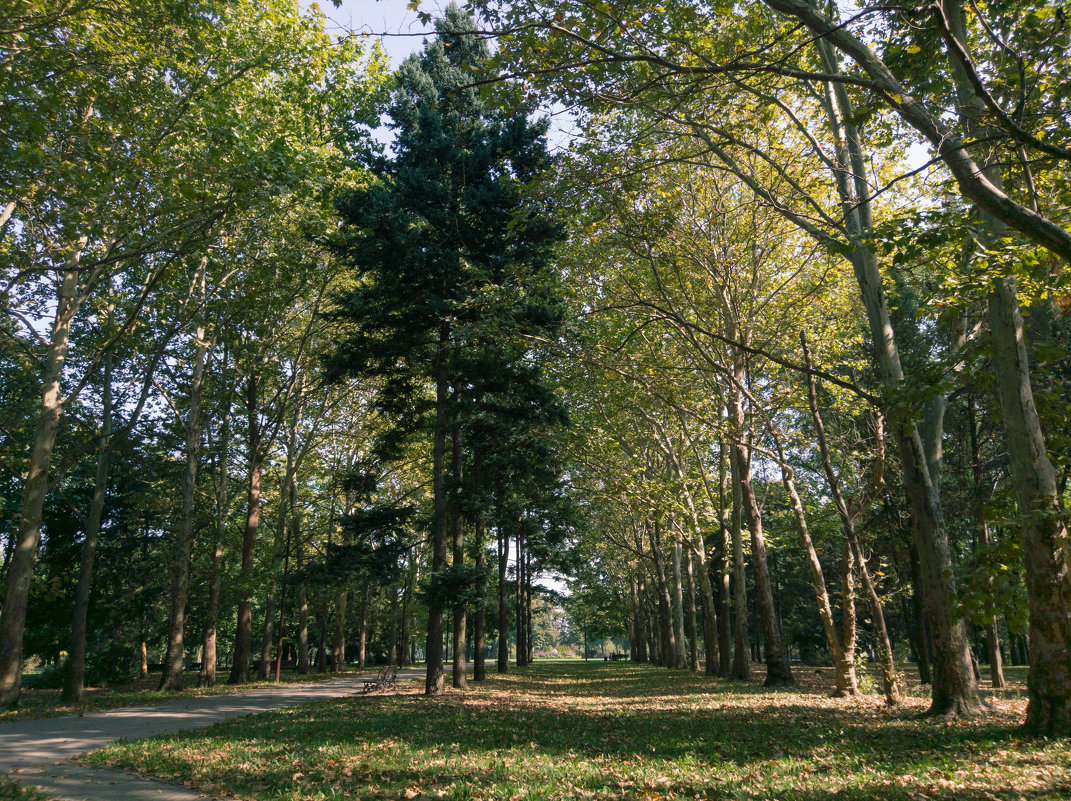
[{"left": 361, "top": 664, "right": 398, "bottom": 694}]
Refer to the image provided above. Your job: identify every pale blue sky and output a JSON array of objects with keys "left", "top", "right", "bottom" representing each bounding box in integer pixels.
[{"left": 311, "top": 0, "right": 451, "bottom": 67}]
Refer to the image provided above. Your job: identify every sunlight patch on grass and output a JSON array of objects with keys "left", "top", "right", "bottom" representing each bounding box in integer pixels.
[{"left": 83, "top": 662, "right": 1069, "bottom": 800}]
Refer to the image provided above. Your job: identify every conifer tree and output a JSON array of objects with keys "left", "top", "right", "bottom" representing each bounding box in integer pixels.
[{"left": 327, "top": 5, "right": 563, "bottom": 695}]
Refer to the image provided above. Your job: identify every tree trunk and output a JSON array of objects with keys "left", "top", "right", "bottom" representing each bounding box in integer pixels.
[
  {"left": 63, "top": 348, "right": 113, "bottom": 703},
  {"left": 648, "top": 523, "right": 677, "bottom": 668},
  {"left": 525, "top": 545, "right": 534, "bottom": 664},
  {"left": 497, "top": 519, "right": 509, "bottom": 674},
  {"left": 716, "top": 447, "right": 732, "bottom": 677},
  {"left": 684, "top": 545, "right": 699, "bottom": 672},
  {"left": 773, "top": 439, "right": 858, "bottom": 697},
  {"left": 200, "top": 359, "right": 232, "bottom": 689},
  {"left": 813, "top": 35, "right": 980, "bottom": 717},
  {"left": 229, "top": 375, "right": 262, "bottom": 685},
  {"left": 731, "top": 438, "right": 794, "bottom": 686},
  {"left": 0, "top": 252, "right": 81, "bottom": 708},
  {"left": 451, "top": 415, "right": 467, "bottom": 689},
  {"left": 727, "top": 441, "right": 750, "bottom": 681},
  {"left": 989, "top": 275, "right": 1071, "bottom": 732},
  {"left": 516, "top": 524, "right": 528, "bottom": 667},
  {"left": 357, "top": 589, "right": 368, "bottom": 669},
  {"left": 296, "top": 512, "right": 309, "bottom": 674},
  {"left": 161, "top": 264, "right": 209, "bottom": 692},
  {"left": 473, "top": 520, "right": 487, "bottom": 682},
  {"left": 425, "top": 348, "right": 449, "bottom": 694},
  {"left": 671, "top": 540, "right": 687, "bottom": 669},
  {"left": 801, "top": 334, "right": 896, "bottom": 703},
  {"left": 332, "top": 589, "right": 348, "bottom": 672}
]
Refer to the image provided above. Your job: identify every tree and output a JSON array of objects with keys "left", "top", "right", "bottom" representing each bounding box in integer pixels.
[{"left": 327, "top": 4, "right": 563, "bottom": 695}]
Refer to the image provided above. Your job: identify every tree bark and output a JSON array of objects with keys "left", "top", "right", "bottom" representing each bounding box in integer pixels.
[
  {"left": 357, "top": 590, "right": 368, "bottom": 669},
  {"left": 63, "top": 347, "right": 113, "bottom": 703},
  {"left": 0, "top": 249, "right": 81, "bottom": 708},
  {"left": 940, "top": 0, "right": 1066, "bottom": 728},
  {"left": 731, "top": 437, "right": 794, "bottom": 686},
  {"left": 229, "top": 374, "right": 262, "bottom": 685},
  {"left": 497, "top": 518, "right": 509, "bottom": 673},
  {"left": 811, "top": 37, "right": 981, "bottom": 715},
  {"left": 451, "top": 414, "right": 467, "bottom": 689},
  {"left": 772, "top": 436, "right": 858, "bottom": 697},
  {"left": 199, "top": 375, "right": 232, "bottom": 689},
  {"left": 671, "top": 540, "right": 687, "bottom": 669},
  {"left": 332, "top": 589, "right": 348, "bottom": 672},
  {"left": 684, "top": 545, "right": 699, "bottom": 671},
  {"left": 727, "top": 438, "right": 750, "bottom": 681},
  {"left": 989, "top": 276, "right": 1071, "bottom": 732},
  {"left": 425, "top": 345, "right": 449, "bottom": 693},
  {"left": 295, "top": 511, "right": 309, "bottom": 674},
  {"left": 648, "top": 522, "right": 678, "bottom": 668},
  {"left": 161, "top": 261, "right": 209, "bottom": 691},
  {"left": 800, "top": 334, "right": 897, "bottom": 703},
  {"left": 473, "top": 519, "right": 487, "bottom": 681}
]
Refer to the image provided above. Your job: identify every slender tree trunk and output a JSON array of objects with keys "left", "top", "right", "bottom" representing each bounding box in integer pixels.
[
  {"left": 684, "top": 545, "right": 699, "bottom": 671},
  {"left": 400, "top": 564, "right": 414, "bottom": 667},
  {"left": 516, "top": 524, "right": 528, "bottom": 667},
  {"left": 473, "top": 519, "right": 487, "bottom": 681},
  {"left": 451, "top": 415, "right": 467, "bottom": 689},
  {"left": 773, "top": 439, "right": 858, "bottom": 697},
  {"left": 497, "top": 519, "right": 509, "bottom": 674},
  {"left": 0, "top": 250, "right": 81, "bottom": 708},
  {"left": 727, "top": 441, "right": 750, "bottom": 681},
  {"left": 63, "top": 347, "right": 113, "bottom": 703},
  {"left": 161, "top": 263, "right": 209, "bottom": 691},
  {"left": 229, "top": 375, "right": 262, "bottom": 685},
  {"left": 801, "top": 334, "right": 896, "bottom": 703},
  {"left": 648, "top": 523, "right": 676, "bottom": 667},
  {"left": 357, "top": 590, "right": 368, "bottom": 669},
  {"left": 296, "top": 511, "right": 309, "bottom": 675},
  {"left": 332, "top": 589, "right": 348, "bottom": 672},
  {"left": 199, "top": 357, "right": 231, "bottom": 689},
  {"left": 671, "top": 540, "right": 687, "bottom": 669},
  {"left": 716, "top": 447, "right": 732, "bottom": 677},
  {"left": 811, "top": 36, "right": 980, "bottom": 716},
  {"left": 732, "top": 438, "right": 794, "bottom": 686},
  {"left": 631, "top": 577, "right": 646, "bottom": 662},
  {"left": 316, "top": 601, "right": 328, "bottom": 673},
  {"left": 425, "top": 346, "right": 449, "bottom": 694}
]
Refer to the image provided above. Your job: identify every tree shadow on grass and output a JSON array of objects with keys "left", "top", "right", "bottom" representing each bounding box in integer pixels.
[{"left": 94, "top": 662, "right": 1064, "bottom": 801}]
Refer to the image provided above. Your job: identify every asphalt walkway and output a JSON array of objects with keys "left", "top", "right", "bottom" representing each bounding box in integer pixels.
[{"left": 1, "top": 669, "right": 425, "bottom": 800}]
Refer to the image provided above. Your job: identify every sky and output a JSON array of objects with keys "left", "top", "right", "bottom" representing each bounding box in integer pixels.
[{"left": 311, "top": 0, "right": 450, "bottom": 67}]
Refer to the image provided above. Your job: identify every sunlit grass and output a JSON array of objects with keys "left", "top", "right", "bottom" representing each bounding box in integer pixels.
[{"left": 82, "top": 661, "right": 1069, "bottom": 800}]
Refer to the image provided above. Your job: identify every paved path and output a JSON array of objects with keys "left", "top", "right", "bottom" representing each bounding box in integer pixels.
[{"left": 2, "top": 669, "right": 425, "bottom": 800}]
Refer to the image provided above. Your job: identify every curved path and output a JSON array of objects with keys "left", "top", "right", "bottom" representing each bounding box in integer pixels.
[{"left": 1, "top": 669, "right": 425, "bottom": 800}]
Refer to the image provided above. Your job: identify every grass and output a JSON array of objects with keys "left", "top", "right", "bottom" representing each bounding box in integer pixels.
[
  {"left": 0, "top": 778, "right": 52, "bottom": 801},
  {"left": 1, "top": 668, "right": 362, "bottom": 724},
  {"left": 81, "top": 661, "right": 1069, "bottom": 801}
]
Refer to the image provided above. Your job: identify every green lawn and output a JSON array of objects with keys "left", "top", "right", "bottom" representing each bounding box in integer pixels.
[
  {"left": 82, "top": 662, "right": 1068, "bottom": 800},
  {"left": 1, "top": 669, "right": 359, "bottom": 724}
]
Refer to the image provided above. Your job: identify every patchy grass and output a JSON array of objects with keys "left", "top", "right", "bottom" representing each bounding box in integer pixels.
[
  {"left": 83, "top": 661, "right": 1068, "bottom": 800},
  {"left": 1, "top": 669, "right": 360, "bottom": 724},
  {"left": 0, "top": 777, "right": 52, "bottom": 801}
]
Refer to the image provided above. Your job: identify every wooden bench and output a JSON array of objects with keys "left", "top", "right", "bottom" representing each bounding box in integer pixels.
[{"left": 361, "top": 664, "right": 398, "bottom": 694}]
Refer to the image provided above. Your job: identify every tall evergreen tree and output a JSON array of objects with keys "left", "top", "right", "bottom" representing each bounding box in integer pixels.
[{"left": 326, "top": 5, "right": 563, "bottom": 695}]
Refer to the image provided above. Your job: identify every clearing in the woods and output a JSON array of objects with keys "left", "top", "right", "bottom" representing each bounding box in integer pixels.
[{"left": 78, "top": 661, "right": 1066, "bottom": 801}]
